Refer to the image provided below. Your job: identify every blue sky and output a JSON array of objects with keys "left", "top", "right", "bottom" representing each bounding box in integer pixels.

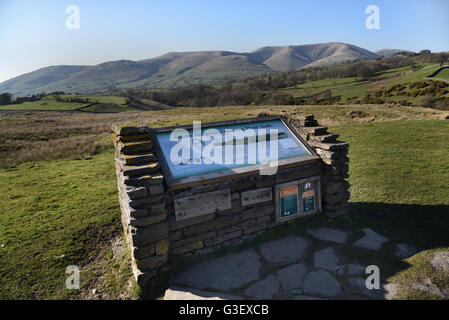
[{"left": 1, "top": 0, "right": 448, "bottom": 82}]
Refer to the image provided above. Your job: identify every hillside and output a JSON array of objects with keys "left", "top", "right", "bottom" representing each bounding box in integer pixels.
[
  {"left": 0, "top": 43, "right": 379, "bottom": 96},
  {"left": 0, "top": 65, "right": 88, "bottom": 95},
  {"left": 132, "top": 56, "right": 449, "bottom": 111},
  {"left": 248, "top": 42, "right": 378, "bottom": 71},
  {"left": 2, "top": 61, "right": 448, "bottom": 112}
]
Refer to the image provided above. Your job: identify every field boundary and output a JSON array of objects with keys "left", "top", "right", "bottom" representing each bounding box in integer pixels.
[{"left": 425, "top": 65, "right": 449, "bottom": 83}]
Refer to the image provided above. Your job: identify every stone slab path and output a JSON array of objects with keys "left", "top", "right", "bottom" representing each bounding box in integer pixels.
[
  {"left": 314, "top": 247, "right": 342, "bottom": 272},
  {"left": 258, "top": 236, "right": 309, "bottom": 266},
  {"left": 395, "top": 243, "right": 417, "bottom": 259},
  {"left": 353, "top": 228, "right": 389, "bottom": 250},
  {"left": 165, "top": 286, "right": 243, "bottom": 300},
  {"left": 173, "top": 248, "right": 261, "bottom": 291},
  {"left": 166, "top": 227, "right": 417, "bottom": 300},
  {"left": 308, "top": 228, "right": 348, "bottom": 244}
]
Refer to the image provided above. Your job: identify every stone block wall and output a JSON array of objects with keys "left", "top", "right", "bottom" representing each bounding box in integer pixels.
[
  {"left": 112, "top": 114, "right": 350, "bottom": 288},
  {"left": 112, "top": 124, "right": 170, "bottom": 286},
  {"left": 285, "top": 113, "right": 350, "bottom": 217}
]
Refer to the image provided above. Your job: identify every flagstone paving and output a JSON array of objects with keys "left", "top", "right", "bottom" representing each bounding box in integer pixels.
[
  {"left": 395, "top": 243, "right": 418, "bottom": 259},
  {"left": 166, "top": 227, "right": 417, "bottom": 300},
  {"left": 244, "top": 274, "right": 281, "bottom": 299},
  {"left": 314, "top": 247, "right": 342, "bottom": 272},
  {"left": 346, "top": 263, "right": 365, "bottom": 276},
  {"left": 303, "top": 270, "right": 341, "bottom": 297},
  {"left": 276, "top": 263, "right": 308, "bottom": 290},
  {"left": 347, "top": 277, "right": 386, "bottom": 299},
  {"left": 308, "top": 228, "right": 348, "bottom": 244},
  {"left": 430, "top": 251, "right": 449, "bottom": 273},
  {"left": 293, "top": 295, "right": 326, "bottom": 300},
  {"left": 173, "top": 248, "right": 261, "bottom": 291},
  {"left": 164, "top": 286, "right": 243, "bottom": 300},
  {"left": 258, "top": 236, "right": 309, "bottom": 266},
  {"left": 352, "top": 228, "right": 389, "bottom": 250}
]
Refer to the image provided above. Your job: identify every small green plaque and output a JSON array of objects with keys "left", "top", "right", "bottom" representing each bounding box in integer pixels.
[{"left": 303, "top": 196, "right": 315, "bottom": 212}]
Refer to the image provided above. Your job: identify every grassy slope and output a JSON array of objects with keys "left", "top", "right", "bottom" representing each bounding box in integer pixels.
[
  {"left": 431, "top": 67, "right": 449, "bottom": 81},
  {"left": 0, "top": 107, "right": 448, "bottom": 299},
  {"left": 0, "top": 95, "right": 130, "bottom": 112},
  {"left": 82, "top": 104, "right": 134, "bottom": 113},
  {"left": 390, "top": 65, "right": 442, "bottom": 84},
  {"left": 0, "top": 95, "right": 90, "bottom": 111},
  {"left": 338, "top": 120, "right": 449, "bottom": 205},
  {"left": 281, "top": 64, "right": 448, "bottom": 105},
  {"left": 60, "top": 94, "right": 127, "bottom": 105},
  {"left": 283, "top": 77, "right": 370, "bottom": 102},
  {"left": 0, "top": 149, "right": 135, "bottom": 299}
]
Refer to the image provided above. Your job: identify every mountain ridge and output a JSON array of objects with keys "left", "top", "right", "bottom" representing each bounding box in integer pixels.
[{"left": 1, "top": 42, "right": 381, "bottom": 96}]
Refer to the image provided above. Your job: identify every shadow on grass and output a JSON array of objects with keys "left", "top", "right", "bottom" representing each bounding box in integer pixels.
[{"left": 348, "top": 202, "right": 449, "bottom": 250}]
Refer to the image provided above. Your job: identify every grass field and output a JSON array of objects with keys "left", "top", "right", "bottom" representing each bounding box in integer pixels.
[
  {"left": 430, "top": 67, "right": 449, "bottom": 81},
  {"left": 388, "top": 65, "right": 442, "bottom": 85},
  {"left": 0, "top": 95, "right": 90, "bottom": 111},
  {"left": 283, "top": 77, "right": 371, "bottom": 103},
  {"left": 337, "top": 120, "right": 449, "bottom": 206},
  {"left": 60, "top": 94, "right": 127, "bottom": 105},
  {"left": 0, "top": 94, "right": 130, "bottom": 112},
  {"left": 280, "top": 64, "right": 449, "bottom": 106},
  {"left": 0, "top": 150, "right": 134, "bottom": 299},
  {"left": 0, "top": 105, "right": 448, "bottom": 299}
]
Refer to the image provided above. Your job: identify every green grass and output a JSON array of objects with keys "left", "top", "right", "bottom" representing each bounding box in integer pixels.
[
  {"left": 371, "top": 65, "right": 413, "bottom": 79},
  {"left": 280, "top": 64, "right": 445, "bottom": 105},
  {"left": 81, "top": 103, "right": 135, "bottom": 113},
  {"left": 60, "top": 94, "right": 127, "bottom": 105},
  {"left": 431, "top": 67, "right": 449, "bottom": 81},
  {"left": 0, "top": 94, "right": 131, "bottom": 112},
  {"left": 0, "top": 150, "right": 129, "bottom": 299},
  {"left": 283, "top": 77, "right": 370, "bottom": 103},
  {"left": 331, "top": 119, "right": 449, "bottom": 248},
  {"left": 0, "top": 95, "right": 89, "bottom": 111},
  {"left": 335, "top": 119, "right": 449, "bottom": 206},
  {"left": 390, "top": 248, "right": 449, "bottom": 299},
  {"left": 388, "top": 64, "right": 441, "bottom": 85}
]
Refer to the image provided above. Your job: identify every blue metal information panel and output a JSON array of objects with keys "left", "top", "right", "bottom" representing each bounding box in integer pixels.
[{"left": 156, "top": 119, "right": 311, "bottom": 179}]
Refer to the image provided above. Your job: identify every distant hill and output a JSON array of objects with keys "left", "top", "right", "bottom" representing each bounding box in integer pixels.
[
  {"left": 0, "top": 65, "right": 88, "bottom": 96},
  {"left": 1, "top": 42, "right": 381, "bottom": 96},
  {"left": 249, "top": 42, "right": 378, "bottom": 70}
]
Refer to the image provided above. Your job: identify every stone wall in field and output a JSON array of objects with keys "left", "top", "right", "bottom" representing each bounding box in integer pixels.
[
  {"left": 285, "top": 113, "right": 350, "bottom": 217},
  {"left": 112, "top": 113, "right": 350, "bottom": 288},
  {"left": 112, "top": 124, "right": 169, "bottom": 286}
]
